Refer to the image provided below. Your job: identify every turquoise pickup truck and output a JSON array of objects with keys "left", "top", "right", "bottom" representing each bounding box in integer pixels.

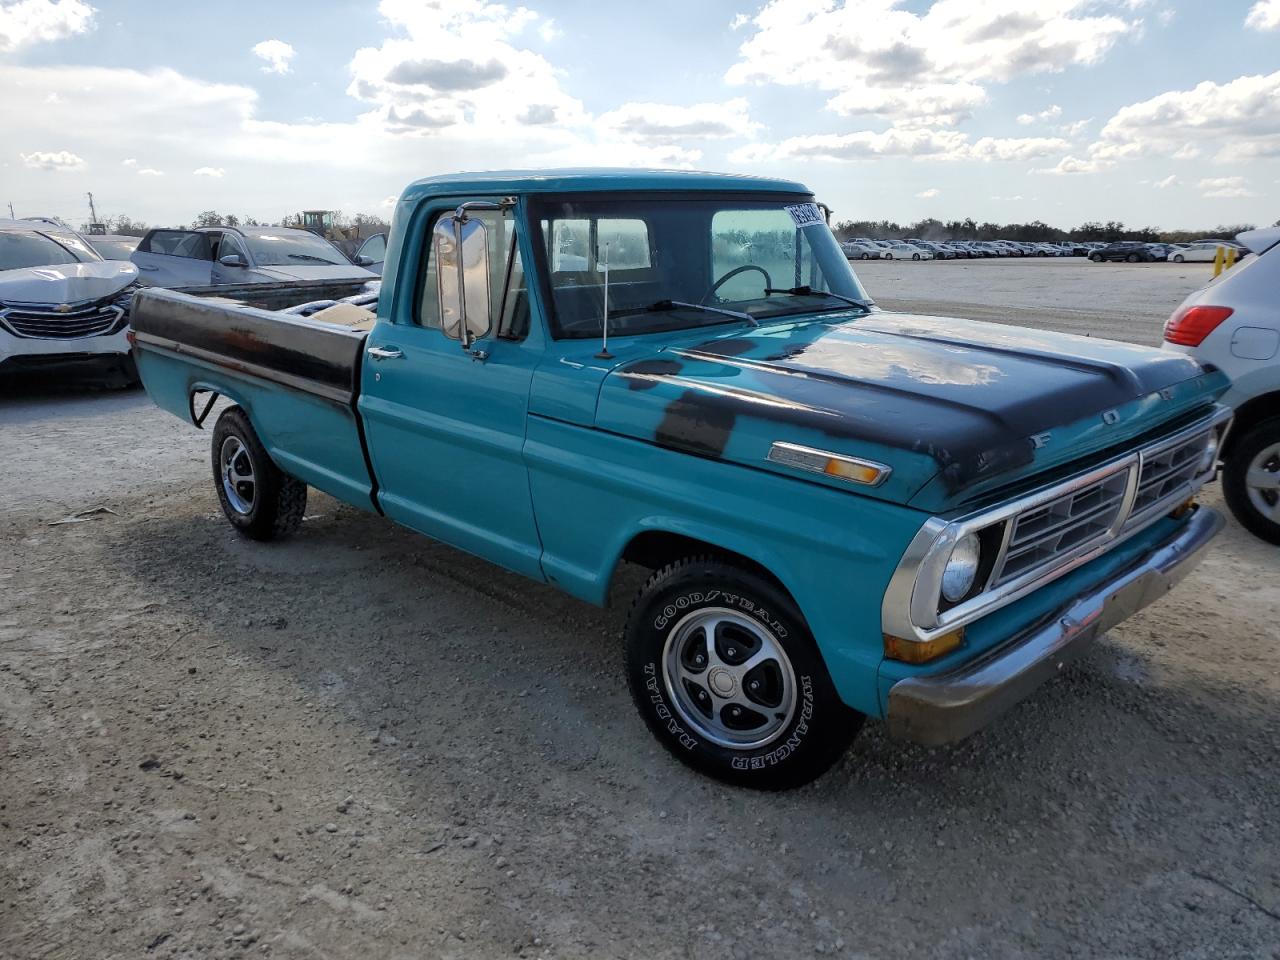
[{"left": 130, "top": 169, "right": 1231, "bottom": 789}]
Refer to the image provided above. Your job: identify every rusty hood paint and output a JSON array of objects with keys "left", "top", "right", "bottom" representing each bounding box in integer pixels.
[{"left": 593, "top": 311, "right": 1223, "bottom": 509}]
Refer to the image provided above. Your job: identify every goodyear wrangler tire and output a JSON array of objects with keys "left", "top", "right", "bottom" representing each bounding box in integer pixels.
[
  {"left": 211, "top": 407, "right": 307, "bottom": 542},
  {"left": 625, "top": 557, "right": 862, "bottom": 790}
]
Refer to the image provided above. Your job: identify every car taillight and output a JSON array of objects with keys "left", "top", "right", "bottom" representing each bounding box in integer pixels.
[{"left": 1164, "top": 305, "right": 1233, "bottom": 347}]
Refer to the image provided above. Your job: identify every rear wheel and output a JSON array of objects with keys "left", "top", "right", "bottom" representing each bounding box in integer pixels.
[
  {"left": 211, "top": 407, "right": 307, "bottom": 541},
  {"left": 625, "top": 556, "right": 862, "bottom": 790},
  {"left": 1126, "top": 253, "right": 1141, "bottom": 263},
  {"left": 1223, "top": 419, "right": 1280, "bottom": 545}
]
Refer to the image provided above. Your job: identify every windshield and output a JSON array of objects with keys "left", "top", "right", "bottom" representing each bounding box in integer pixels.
[
  {"left": 241, "top": 230, "right": 350, "bottom": 267},
  {"left": 89, "top": 238, "right": 139, "bottom": 260},
  {"left": 529, "top": 195, "right": 870, "bottom": 339},
  {"left": 0, "top": 230, "right": 100, "bottom": 271}
]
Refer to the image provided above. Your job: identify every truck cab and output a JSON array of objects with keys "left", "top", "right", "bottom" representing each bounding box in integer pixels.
[{"left": 129, "top": 169, "right": 1231, "bottom": 789}]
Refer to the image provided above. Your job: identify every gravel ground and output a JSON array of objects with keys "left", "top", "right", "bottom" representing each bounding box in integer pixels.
[{"left": 3, "top": 259, "right": 1278, "bottom": 960}]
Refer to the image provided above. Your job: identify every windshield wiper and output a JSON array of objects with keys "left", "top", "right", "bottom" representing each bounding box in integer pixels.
[
  {"left": 286, "top": 253, "right": 338, "bottom": 263},
  {"left": 631, "top": 299, "right": 759, "bottom": 327},
  {"left": 763, "top": 286, "right": 873, "bottom": 310}
]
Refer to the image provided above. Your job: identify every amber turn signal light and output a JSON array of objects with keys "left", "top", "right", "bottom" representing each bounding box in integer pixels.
[{"left": 884, "top": 628, "right": 965, "bottom": 664}]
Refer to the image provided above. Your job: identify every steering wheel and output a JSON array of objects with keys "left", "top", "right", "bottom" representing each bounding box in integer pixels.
[{"left": 702, "top": 264, "right": 773, "bottom": 304}]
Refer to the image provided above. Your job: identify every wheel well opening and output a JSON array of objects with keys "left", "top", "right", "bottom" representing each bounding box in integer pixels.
[
  {"left": 617, "top": 531, "right": 795, "bottom": 603},
  {"left": 1225, "top": 393, "right": 1280, "bottom": 454}
]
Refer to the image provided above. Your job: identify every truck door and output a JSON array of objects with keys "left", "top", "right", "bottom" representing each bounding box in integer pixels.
[
  {"left": 357, "top": 200, "right": 544, "bottom": 580},
  {"left": 131, "top": 230, "right": 214, "bottom": 288}
]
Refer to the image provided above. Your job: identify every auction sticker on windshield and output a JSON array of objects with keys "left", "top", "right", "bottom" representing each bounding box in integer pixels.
[{"left": 785, "top": 203, "right": 824, "bottom": 228}]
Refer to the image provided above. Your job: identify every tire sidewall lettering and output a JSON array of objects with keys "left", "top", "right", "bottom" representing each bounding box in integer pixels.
[{"left": 653, "top": 589, "right": 788, "bottom": 639}]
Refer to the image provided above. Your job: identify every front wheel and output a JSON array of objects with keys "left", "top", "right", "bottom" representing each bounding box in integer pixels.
[
  {"left": 1223, "top": 419, "right": 1280, "bottom": 544},
  {"left": 912, "top": 253, "right": 921, "bottom": 261},
  {"left": 625, "top": 557, "right": 862, "bottom": 790},
  {"left": 211, "top": 407, "right": 307, "bottom": 541},
  {"left": 884, "top": 253, "right": 894, "bottom": 260},
  {"left": 1089, "top": 253, "right": 1103, "bottom": 262},
  {"left": 1173, "top": 254, "right": 1185, "bottom": 263}
]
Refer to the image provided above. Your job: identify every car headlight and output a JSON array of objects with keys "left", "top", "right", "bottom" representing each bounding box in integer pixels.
[
  {"left": 1199, "top": 432, "right": 1219, "bottom": 474},
  {"left": 941, "top": 532, "right": 982, "bottom": 603}
]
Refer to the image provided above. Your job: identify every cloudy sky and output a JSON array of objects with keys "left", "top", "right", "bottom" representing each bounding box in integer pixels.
[{"left": 1, "top": 0, "right": 1277, "bottom": 230}]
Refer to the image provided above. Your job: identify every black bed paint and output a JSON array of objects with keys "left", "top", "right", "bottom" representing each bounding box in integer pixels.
[{"left": 131, "top": 287, "right": 365, "bottom": 402}]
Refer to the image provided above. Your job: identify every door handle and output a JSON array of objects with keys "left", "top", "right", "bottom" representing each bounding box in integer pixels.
[
  {"left": 367, "top": 345, "right": 404, "bottom": 361},
  {"left": 137, "top": 264, "right": 158, "bottom": 271}
]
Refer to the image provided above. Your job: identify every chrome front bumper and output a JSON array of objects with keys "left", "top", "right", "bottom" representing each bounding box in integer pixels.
[{"left": 886, "top": 506, "right": 1224, "bottom": 746}]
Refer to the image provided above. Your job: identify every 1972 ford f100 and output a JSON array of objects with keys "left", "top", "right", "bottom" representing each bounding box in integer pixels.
[{"left": 130, "top": 169, "right": 1232, "bottom": 789}]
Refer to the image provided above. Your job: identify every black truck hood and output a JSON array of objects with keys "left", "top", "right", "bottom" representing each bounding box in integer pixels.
[{"left": 595, "top": 311, "right": 1219, "bottom": 505}]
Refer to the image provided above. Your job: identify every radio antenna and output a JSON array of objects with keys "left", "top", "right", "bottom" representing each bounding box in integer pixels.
[{"left": 595, "top": 240, "right": 614, "bottom": 360}]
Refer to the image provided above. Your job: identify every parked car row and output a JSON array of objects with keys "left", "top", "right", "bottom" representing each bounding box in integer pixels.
[
  {"left": 0, "top": 215, "right": 381, "bottom": 385},
  {"left": 840, "top": 238, "right": 1095, "bottom": 261},
  {"left": 1089, "top": 239, "right": 1249, "bottom": 264},
  {"left": 843, "top": 237, "right": 1252, "bottom": 264}
]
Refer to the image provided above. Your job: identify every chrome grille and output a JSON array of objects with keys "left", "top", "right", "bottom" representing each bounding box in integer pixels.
[
  {"left": 1126, "top": 428, "right": 1213, "bottom": 527},
  {"left": 993, "top": 466, "right": 1131, "bottom": 585},
  {"left": 0, "top": 303, "right": 123, "bottom": 340}
]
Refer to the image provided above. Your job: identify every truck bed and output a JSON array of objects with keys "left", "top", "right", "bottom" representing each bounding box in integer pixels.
[
  {"left": 131, "top": 287, "right": 370, "bottom": 405},
  {"left": 129, "top": 286, "right": 380, "bottom": 511}
]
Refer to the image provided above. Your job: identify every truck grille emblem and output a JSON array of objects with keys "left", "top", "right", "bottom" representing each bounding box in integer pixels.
[{"left": 1031, "top": 433, "right": 1051, "bottom": 449}]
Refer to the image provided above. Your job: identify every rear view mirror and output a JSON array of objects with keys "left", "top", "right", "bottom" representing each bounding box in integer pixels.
[{"left": 434, "top": 215, "right": 491, "bottom": 347}]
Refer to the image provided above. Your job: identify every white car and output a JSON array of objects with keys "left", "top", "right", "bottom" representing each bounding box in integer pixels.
[
  {"left": 1170, "top": 241, "right": 1234, "bottom": 263},
  {"left": 1163, "top": 226, "right": 1280, "bottom": 542},
  {"left": 840, "top": 240, "right": 882, "bottom": 260},
  {"left": 0, "top": 220, "right": 139, "bottom": 383},
  {"left": 881, "top": 243, "right": 933, "bottom": 260}
]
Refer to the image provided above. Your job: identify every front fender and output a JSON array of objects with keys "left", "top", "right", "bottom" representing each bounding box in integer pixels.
[{"left": 524, "top": 415, "right": 929, "bottom": 716}]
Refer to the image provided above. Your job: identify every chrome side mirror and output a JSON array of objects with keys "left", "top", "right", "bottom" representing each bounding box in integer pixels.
[
  {"left": 218, "top": 254, "right": 246, "bottom": 267},
  {"left": 434, "top": 213, "right": 491, "bottom": 347},
  {"left": 355, "top": 254, "right": 374, "bottom": 266}
]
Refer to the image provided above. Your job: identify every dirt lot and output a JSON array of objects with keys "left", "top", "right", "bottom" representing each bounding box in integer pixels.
[{"left": 3, "top": 259, "right": 1278, "bottom": 960}]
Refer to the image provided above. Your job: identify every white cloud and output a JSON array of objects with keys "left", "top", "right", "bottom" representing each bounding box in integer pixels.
[
  {"left": 967, "top": 135, "right": 1069, "bottom": 160},
  {"left": 732, "top": 127, "right": 970, "bottom": 163},
  {"left": 537, "top": 17, "right": 559, "bottom": 41},
  {"left": 1154, "top": 174, "right": 1179, "bottom": 188},
  {"left": 1199, "top": 176, "right": 1257, "bottom": 198},
  {"left": 1246, "top": 0, "right": 1280, "bottom": 30},
  {"left": 1057, "top": 117, "right": 1092, "bottom": 138},
  {"left": 597, "top": 99, "right": 760, "bottom": 144},
  {"left": 121, "top": 157, "right": 136, "bottom": 166},
  {"left": 829, "top": 82, "right": 986, "bottom": 127},
  {"left": 734, "top": 129, "right": 1066, "bottom": 163},
  {"left": 729, "top": 12, "right": 750, "bottom": 30},
  {"left": 193, "top": 166, "right": 224, "bottom": 177},
  {"left": 1036, "top": 155, "right": 1106, "bottom": 175},
  {"left": 346, "top": 0, "right": 586, "bottom": 137},
  {"left": 252, "top": 39, "right": 295, "bottom": 75},
  {"left": 916, "top": 188, "right": 940, "bottom": 198},
  {"left": 727, "top": 1, "right": 1138, "bottom": 132},
  {"left": 1017, "top": 104, "right": 1062, "bottom": 125},
  {"left": 136, "top": 167, "right": 163, "bottom": 176},
  {"left": 19, "top": 149, "right": 84, "bottom": 170},
  {"left": 0, "top": 0, "right": 94, "bottom": 53},
  {"left": 1087, "top": 70, "right": 1280, "bottom": 165}
]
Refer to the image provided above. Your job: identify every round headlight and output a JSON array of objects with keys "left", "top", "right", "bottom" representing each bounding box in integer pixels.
[
  {"left": 1199, "top": 433, "right": 1219, "bottom": 473},
  {"left": 941, "top": 532, "right": 982, "bottom": 603}
]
